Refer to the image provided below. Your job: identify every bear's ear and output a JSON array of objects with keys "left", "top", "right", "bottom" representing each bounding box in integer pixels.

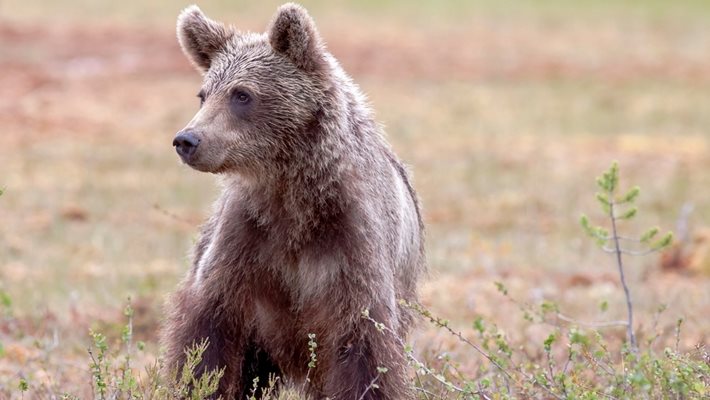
[
  {"left": 268, "top": 3, "right": 325, "bottom": 72},
  {"left": 177, "top": 5, "right": 233, "bottom": 72}
]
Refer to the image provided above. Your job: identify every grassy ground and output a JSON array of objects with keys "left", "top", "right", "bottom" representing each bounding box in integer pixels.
[{"left": 1, "top": 0, "right": 709, "bottom": 397}]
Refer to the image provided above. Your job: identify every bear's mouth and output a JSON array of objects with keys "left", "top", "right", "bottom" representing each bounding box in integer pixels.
[
  {"left": 178, "top": 154, "right": 204, "bottom": 170},
  {"left": 176, "top": 151, "right": 196, "bottom": 165},
  {"left": 176, "top": 152, "right": 219, "bottom": 173}
]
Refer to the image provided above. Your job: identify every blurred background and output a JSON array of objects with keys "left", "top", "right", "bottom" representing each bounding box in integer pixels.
[{"left": 1, "top": 0, "right": 709, "bottom": 395}]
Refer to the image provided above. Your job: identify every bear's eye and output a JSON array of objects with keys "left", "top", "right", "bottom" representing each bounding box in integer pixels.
[
  {"left": 197, "top": 91, "right": 206, "bottom": 107},
  {"left": 232, "top": 90, "right": 251, "bottom": 105},
  {"left": 229, "top": 89, "right": 254, "bottom": 118}
]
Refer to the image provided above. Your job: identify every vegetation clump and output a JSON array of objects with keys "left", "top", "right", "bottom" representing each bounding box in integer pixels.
[{"left": 4, "top": 166, "right": 708, "bottom": 399}]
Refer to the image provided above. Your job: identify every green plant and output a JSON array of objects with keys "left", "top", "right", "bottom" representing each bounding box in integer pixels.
[
  {"left": 305, "top": 333, "right": 317, "bottom": 382},
  {"left": 84, "top": 299, "right": 224, "bottom": 400},
  {"left": 581, "top": 161, "right": 672, "bottom": 352},
  {"left": 18, "top": 378, "right": 29, "bottom": 397},
  {"left": 88, "top": 330, "right": 109, "bottom": 399}
]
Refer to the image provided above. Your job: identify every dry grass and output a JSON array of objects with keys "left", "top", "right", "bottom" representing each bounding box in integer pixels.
[{"left": 1, "top": 0, "right": 709, "bottom": 397}]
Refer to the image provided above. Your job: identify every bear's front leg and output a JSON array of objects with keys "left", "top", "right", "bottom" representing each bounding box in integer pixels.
[
  {"left": 161, "top": 285, "right": 245, "bottom": 398},
  {"left": 318, "top": 305, "right": 410, "bottom": 400}
]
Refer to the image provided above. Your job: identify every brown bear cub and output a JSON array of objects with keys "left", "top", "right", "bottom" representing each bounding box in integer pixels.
[{"left": 162, "top": 3, "right": 425, "bottom": 399}]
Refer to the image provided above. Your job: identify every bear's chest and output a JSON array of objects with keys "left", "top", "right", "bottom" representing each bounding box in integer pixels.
[
  {"left": 193, "top": 212, "right": 307, "bottom": 294},
  {"left": 192, "top": 196, "right": 354, "bottom": 316}
]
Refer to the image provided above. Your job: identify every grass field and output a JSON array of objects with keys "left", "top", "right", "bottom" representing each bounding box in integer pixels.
[{"left": 1, "top": 0, "right": 709, "bottom": 397}]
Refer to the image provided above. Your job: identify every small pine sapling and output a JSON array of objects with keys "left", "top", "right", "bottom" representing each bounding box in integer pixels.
[{"left": 580, "top": 161, "right": 673, "bottom": 353}]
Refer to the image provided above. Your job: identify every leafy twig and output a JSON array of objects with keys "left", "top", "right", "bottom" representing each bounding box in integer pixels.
[{"left": 581, "top": 162, "right": 673, "bottom": 354}]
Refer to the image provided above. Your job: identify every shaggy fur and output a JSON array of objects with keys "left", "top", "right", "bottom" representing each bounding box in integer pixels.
[{"left": 162, "top": 3, "right": 425, "bottom": 399}]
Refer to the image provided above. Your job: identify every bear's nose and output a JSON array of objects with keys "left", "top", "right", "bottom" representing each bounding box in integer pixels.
[{"left": 173, "top": 131, "right": 201, "bottom": 159}]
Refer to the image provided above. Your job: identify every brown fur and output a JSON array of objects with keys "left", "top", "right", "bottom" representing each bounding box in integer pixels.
[{"left": 162, "top": 3, "right": 425, "bottom": 399}]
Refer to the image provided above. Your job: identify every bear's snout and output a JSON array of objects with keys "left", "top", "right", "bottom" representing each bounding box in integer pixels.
[{"left": 173, "top": 130, "right": 201, "bottom": 161}]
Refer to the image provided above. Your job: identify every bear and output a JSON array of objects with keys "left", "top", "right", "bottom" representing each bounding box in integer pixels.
[{"left": 161, "top": 3, "right": 425, "bottom": 399}]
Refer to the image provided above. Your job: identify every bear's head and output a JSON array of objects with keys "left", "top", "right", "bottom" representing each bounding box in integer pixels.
[{"left": 173, "top": 3, "right": 333, "bottom": 176}]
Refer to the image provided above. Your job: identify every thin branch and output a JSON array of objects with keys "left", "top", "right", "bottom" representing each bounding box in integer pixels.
[
  {"left": 601, "top": 246, "right": 657, "bottom": 256},
  {"left": 556, "top": 313, "right": 629, "bottom": 328},
  {"left": 623, "top": 249, "right": 656, "bottom": 256},
  {"left": 413, "top": 386, "right": 445, "bottom": 399},
  {"left": 429, "top": 321, "right": 515, "bottom": 392},
  {"left": 409, "top": 356, "right": 466, "bottom": 393},
  {"left": 152, "top": 203, "right": 195, "bottom": 226},
  {"left": 575, "top": 380, "right": 620, "bottom": 400},
  {"left": 609, "top": 200, "right": 638, "bottom": 353},
  {"left": 545, "top": 350, "right": 555, "bottom": 392},
  {"left": 414, "top": 370, "right": 432, "bottom": 400},
  {"left": 361, "top": 314, "right": 467, "bottom": 393},
  {"left": 616, "top": 236, "right": 643, "bottom": 242},
  {"left": 594, "top": 234, "right": 641, "bottom": 243},
  {"left": 675, "top": 319, "right": 683, "bottom": 353},
  {"left": 372, "top": 306, "right": 565, "bottom": 400},
  {"left": 479, "top": 392, "right": 493, "bottom": 400},
  {"left": 581, "top": 348, "right": 616, "bottom": 377},
  {"left": 560, "top": 348, "right": 572, "bottom": 398},
  {"left": 381, "top": 305, "right": 516, "bottom": 391},
  {"left": 358, "top": 373, "right": 381, "bottom": 400}
]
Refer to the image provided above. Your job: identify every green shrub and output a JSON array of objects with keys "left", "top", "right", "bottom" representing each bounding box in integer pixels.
[{"left": 84, "top": 299, "right": 224, "bottom": 400}]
